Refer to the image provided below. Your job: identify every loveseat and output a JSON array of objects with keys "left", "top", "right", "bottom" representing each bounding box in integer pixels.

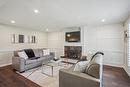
[
  {"left": 12, "top": 48, "right": 54, "bottom": 72},
  {"left": 59, "top": 52, "right": 104, "bottom": 87}
]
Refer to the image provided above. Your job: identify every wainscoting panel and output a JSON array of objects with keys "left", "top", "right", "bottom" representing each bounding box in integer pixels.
[
  {"left": 0, "top": 51, "right": 13, "bottom": 66},
  {"left": 83, "top": 24, "right": 124, "bottom": 67},
  {"left": 47, "top": 24, "right": 124, "bottom": 67},
  {"left": 103, "top": 50, "right": 124, "bottom": 67}
]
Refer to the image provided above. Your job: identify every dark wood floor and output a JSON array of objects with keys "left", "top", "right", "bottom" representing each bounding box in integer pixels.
[
  {"left": 0, "top": 65, "right": 130, "bottom": 87},
  {"left": 0, "top": 65, "right": 40, "bottom": 87},
  {"left": 103, "top": 65, "right": 130, "bottom": 87}
]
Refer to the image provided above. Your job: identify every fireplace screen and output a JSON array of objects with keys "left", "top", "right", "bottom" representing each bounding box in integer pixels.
[{"left": 64, "top": 46, "right": 82, "bottom": 59}]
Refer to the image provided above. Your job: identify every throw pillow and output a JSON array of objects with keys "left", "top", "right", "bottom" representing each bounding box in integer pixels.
[
  {"left": 18, "top": 51, "right": 28, "bottom": 60},
  {"left": 33, "top": 49, "right": 40, "bottom": 57},
  {"left": 87, "top": 51, "right": 94, "bottom": 61},
  {"left": 43, "top": 49, "right": 50, "bottom": 56},
  {"left": 24, "top": 49, "right": 35, "bottom": 58},
  {"left": 86, "top": 64, "right": 100, "bottom": 79},
  {"left": 85, "top": 53, "right": 103, "bottom": 79},
  {"left": 73, "top": 61, "right": 90, "bottom": 72}
]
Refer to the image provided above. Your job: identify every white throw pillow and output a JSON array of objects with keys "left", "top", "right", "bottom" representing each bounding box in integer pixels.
[
  {"left": 73, "top": 61, "right": 90, "bottom": 72},
  {"left": 18, "top": 51, "right": 28, "bottom": 60},
  {"left": 87, "top": 51, "right": 94, "bottom": 61},
  {"left": 43, "top": 49, "right": 50, "bottom": 56}
]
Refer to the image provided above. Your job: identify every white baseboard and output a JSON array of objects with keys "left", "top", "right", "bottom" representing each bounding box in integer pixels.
[
  {"left": 103, "top": 63, "right": 123, "bottom": 68},
  {"left": 123, "top": 66, "right": 130, "bottom": 76},
  {"left": 0, "top": 63, "right": 12, "bottom": 67}
]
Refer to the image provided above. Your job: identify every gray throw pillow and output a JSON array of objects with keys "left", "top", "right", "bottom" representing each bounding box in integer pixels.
[
  {"left": 73, "top": 61, "right": 89, "bottom": 72},
  {"left": 85, "top": 64, "right": 100, "bottom": 79},
  {"left": 33, "top": 49, "right": 40, "bottom": 57},
  {"left": 85, "top": 53, "right": 103, "bottom": 79}
]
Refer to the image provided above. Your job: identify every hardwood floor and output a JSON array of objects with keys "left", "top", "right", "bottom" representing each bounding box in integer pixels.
[
  {"left": 103, "top": 65, "right": 130, "bottom": 87},
  {"left": 0, "top": 65, "right": 40, "bottom": 87},
  {"left": 0, "top": 65, "right": 130, "bottom": 87}
]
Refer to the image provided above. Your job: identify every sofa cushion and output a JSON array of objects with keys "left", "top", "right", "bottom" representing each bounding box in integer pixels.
[
  {"left": 43, "top": 49, "right": 50, "bottom": 56},
  {"left": 39, "top": 55, "right": 53, "bottom": 62},
  {"left": 29, "top": 57, "right": 40, "bottom": 60},
  {"left": 26, "top": 59, "right": 37, "bottom": 65},
  {"left": 38, "top": 49, "right": 43, "bottom": 57},
  {"left": 24, "top": 49, "right": 35, "bottom": 58},
  {"left": 37, "top": 57, "right": 46, "bottom": 62},
  {"left": 86, "top": 64, "right": 100, "bottom": 79},
  {"left": 14, "top": 50, "right": 24, "bottom": 57},
  {"left": 85, "top": 53, "right": 103, "bottom": 79},
  {"left": 18, "top": 51, "right": 28, "bottom": 60},
  {"left": 33, "top": 49, "right": 40, "bottom": 57},
  {"left": 73, "top": 61, "right": 89, "bottom": 72}
]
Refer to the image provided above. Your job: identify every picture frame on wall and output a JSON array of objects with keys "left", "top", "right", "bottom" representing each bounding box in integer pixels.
[
  {"left": 29, "top": 35, "right": 36, "bottom": 43},
  {"left": 11, "top": 34, "right": 15, "bottom": 43},
  {"left": 11, "top": 34, "right": 24, "bottom": 43},
  {"left": 12, "top": 34, "right": 37, "bottom": 44},
  {"left": 11, "top": 34, "right": 19, "bottom": 43},
  {"left": 32, "top": 36, "right": 36, "bottom": 43},
  {"left": 18, "top": 34, "right": 24, "bottom": 43}
]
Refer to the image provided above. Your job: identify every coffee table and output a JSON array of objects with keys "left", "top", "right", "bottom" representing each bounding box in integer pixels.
[{"left": 41, "top": 61, "right": 59, "bottom": 77}]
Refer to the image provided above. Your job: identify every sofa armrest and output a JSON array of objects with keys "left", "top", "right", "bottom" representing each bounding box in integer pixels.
[
  {"left": 59, "top": 69, "right": 100, "bottom": 87},
  {"left": 12, "top": 56, "right": 26, "bottom": 72}
]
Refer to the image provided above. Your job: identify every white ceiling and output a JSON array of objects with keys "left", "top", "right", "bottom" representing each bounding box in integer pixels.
[{"left": 0, "top": 0, "right": 130, "bottom": 31}]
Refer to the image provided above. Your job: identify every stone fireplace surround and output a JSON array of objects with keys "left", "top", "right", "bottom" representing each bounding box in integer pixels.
[{"left": 64, "top": 46, "right": 82, "bottom": 60}]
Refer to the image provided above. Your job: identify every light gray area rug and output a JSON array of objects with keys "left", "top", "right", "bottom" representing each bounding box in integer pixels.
[{"left": 17, "top": 64, "right": 73, "bottom": 87}]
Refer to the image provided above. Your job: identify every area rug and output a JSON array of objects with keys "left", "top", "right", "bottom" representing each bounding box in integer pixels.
[{"left": 17, "top": 63, "right": 73, "bottom": 87}]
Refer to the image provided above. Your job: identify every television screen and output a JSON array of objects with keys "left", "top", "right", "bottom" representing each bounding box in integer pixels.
[{"left": 65, "top": 31, "right": 80, "bottom": 42}]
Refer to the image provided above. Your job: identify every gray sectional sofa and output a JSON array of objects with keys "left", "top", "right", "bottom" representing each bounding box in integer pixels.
[{"left": 12, "top": 48, "right": 54, "bottom": 72}]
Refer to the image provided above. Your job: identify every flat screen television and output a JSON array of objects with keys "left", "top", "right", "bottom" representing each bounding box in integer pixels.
[{"left": 65, "top": 31, "right": 80, "bottom": 42}]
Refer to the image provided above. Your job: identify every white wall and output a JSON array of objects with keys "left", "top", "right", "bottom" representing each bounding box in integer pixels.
[
  {"left": 0, "top": 24, "right": 47, "bottom": 66},
  {"left": 124, "top": 16, "right": 130, "bottom": 76},
  {"left": 47, "top": 27, "right": 85, "bottom": 58},
  {"left": 47, "top": 32, "right": 64, "bottom": 58},
  {"left": 47, "top": 23, "right": 124, "bottom": 67},
  {"left": 0, "top": 23, "right": 125, "bottom": 68},
  {"left": 83, "top": 24, "right": 124, "bottom": 67}
]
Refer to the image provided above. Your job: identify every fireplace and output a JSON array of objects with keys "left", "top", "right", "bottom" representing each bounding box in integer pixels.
[{"left": 64, "top": 46, "right": 82, "bottom": 60}]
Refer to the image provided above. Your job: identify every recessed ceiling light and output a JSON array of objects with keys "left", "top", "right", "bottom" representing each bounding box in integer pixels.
[
  {"left": 33, "top": 9, "right": 39, "bottom": 13},
  {"left": 101, "top": 19, "right": 105, "bottom": 22},
  {"left": 11, "top": 20, "right": 15, "bottom": 23},
  {"left": 46, "top": 28, "right": 49, "bottom": 32}
]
